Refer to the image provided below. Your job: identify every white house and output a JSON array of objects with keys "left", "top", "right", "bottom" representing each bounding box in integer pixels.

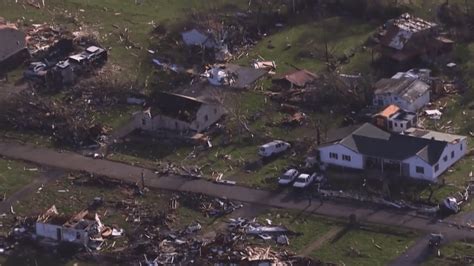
[
  {"left": 318, "top": 123, "right": 467, "bottom": 182},
  {"left": 133, "top": 92, "right": 226, "bottom": 133},
  {"left": 373, "top": 77, "right": 430, "bottom": 112}
]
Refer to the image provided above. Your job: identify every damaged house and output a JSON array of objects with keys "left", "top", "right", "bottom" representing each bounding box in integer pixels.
[
  {"left": 134, "top": 92, "right": 226, "bottom": 133},
  {"left": 0, "top": 24, "right": 29, "bottom": 71},
  {"left": 376, "top": 13, "right": 454, "bottom": 62},
  {"left": 317, "top": 123, "right": 467, "bottom": 182},
  {"left": 372, "top": 77, "right": 430, "bottom": 112},
  {"left": 273, "top": 69, "right": 318, "bottom": 89},
  {"left": 35, "top": 205, "right": 113, "bottom": 250}
]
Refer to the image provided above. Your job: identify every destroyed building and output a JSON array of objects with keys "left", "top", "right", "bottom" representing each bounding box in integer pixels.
[
  {"left": 376, "top": 13, "right": 454, "bottom": 62},
  {"left": 273, "top": 69, "right": 318, "bottom": 89},
  {"left": 0, "top": 24, "right": 29, "bottom": 71},
  {"left": 317, "top": 123, "right": 467, "bottom": 182},
  {"left": 133, "top": 92, "right": 226, "bottom": 133},
  {"left": 372, "top": 104, "right": 417, "bottom": 133},
  {"left": 372, "top": 77, "right": 430, "bottom": 112},
  {"left": 205, "top": 64, "right": 267, "bottom": 89},
  {"left": 35, "top": 205, "right": 118, "bottom": 250}
]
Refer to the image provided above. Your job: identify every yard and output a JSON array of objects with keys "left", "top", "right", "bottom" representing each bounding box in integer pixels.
[
  {"left": 424, "top": 240, "right": 474, "bottom": 266},
  {"left": 0, "top": 158, "right": 37, "bottom": 198},
  {"left": 258, "top": 210, "right": 419, "bottom": 265}
]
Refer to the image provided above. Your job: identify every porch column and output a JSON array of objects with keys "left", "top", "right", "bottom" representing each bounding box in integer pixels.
[{"left": 381, "top": 159, "right": 384, "bottom": 173}]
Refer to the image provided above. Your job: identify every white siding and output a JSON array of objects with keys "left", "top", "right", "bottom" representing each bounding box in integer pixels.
[
  {"left": 35, "top": 223, "right": 88, "bottom": 245},
  {"left": 403, "top": 138, "right": 467, "bottom": 181},
  {"left": 373, "top": 90, "right": 430, "bottom": 112},
  {"left": 408, "top": 90, "right": 430, "bottom": 112},
  {"left": 403, "top": 156, "right": 434, "bottom": 181},
  {"left": 318, "top": 144, "right": 364, "bottom": 169},
  {"left": 133, "top": 104, "right": 225, "bottom": 133},
  {"left": 432, "top": 139, "right": 467, "bottom": 179},
  {"left": 190, "top": 105, "right": 226, "bottom": 132}
]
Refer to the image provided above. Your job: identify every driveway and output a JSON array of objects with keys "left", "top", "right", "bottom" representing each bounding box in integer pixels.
[{"left": 0, "top": 141, "right": 473, "bottom": 240}]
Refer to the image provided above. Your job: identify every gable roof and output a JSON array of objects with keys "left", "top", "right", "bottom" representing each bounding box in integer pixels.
[
  {"left": 336, "top": 123, "right": 447, "bottom": 165},
  {"left": 374, "top": 78, "right": 429, "bottom": 103},
  {"left": 0, "top": 25, "right": 27, "bottom": 62},
  {"left": 152, "top": 92, "right": 212, "bottom": 123},
  {"left": 274, "top": 69, "right": 318, "bottom": 87}
]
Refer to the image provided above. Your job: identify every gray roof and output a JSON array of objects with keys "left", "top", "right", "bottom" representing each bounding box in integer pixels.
[
  {"left": 374, "top": 78, "right": 429, "bottom": 103},
  {"left": 338, "top": 123, "right": 446, "bottom": 165},
  {"left": 404, "top": 128, "right": 466, "bottom": 143}
]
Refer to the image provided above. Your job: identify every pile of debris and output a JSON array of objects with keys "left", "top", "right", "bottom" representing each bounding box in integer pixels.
[
  {"left": 25, "top": 23, "right": 74, "bottom": 59},
  {"left": 199, "top": 197, "right": 243, "bottom": 217},
  {"left": 0, "top": 90, "right": 109, "bottom": 147}
]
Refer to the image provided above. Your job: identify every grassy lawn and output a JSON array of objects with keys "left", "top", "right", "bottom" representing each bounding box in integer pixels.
[
  {"left": 238, "top": 16, "right": 376, "bottom": 74},
  {"left": 261, "top": 210, "right": 341, "bottom": 253},
  {"left": 0, "top": 158, "right": 37, "bottom": 198},
  {"left": 256, "top": 210, "right": 418, "bottom": 265},
  {"left": 424, "top": 240, "right": 474, "bottom": 266},
  {"left": 313, "top": 226, "right": 418, "bottom": 266}
]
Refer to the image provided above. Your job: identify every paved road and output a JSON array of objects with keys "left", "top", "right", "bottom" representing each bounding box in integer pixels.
[{"left": 0, "top": 141, "right": 473, "bottom": 240}]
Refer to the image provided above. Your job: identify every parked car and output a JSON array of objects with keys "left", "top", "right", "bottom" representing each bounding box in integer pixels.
[
  {"left": 278, "top": 168, "right": 299, "bottom": 185},
  {"left": 293, "top": 173, "right": 316, "bottom": 188},
  {"left": 258, "top": 140, "right": 290, "bottom": 157}
]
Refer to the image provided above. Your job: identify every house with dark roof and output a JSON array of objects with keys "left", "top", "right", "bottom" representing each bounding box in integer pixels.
[
  {"left": 373, "top": 77, "right": 430, "bottom": 112},
  {"left": 133, "top": 92, "right": 226, "bottom": 133},
  {"left": 317, "top": 123, "right": 467, "bottom": 181},
  {"left": 376, "top": 13, "right": 454, "bottom": 62},
  {"left": 372, "top": 104, "right": 417, "bottom": 133},
  {"left": 0, "top": 24, "right": 29, "bottom": 71}
]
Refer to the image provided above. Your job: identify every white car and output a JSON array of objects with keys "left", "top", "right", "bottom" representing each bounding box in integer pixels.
[
  {"left": 258, "top": 140, "right": 291, "bottom": 157},
  {"left": 293, "top": 173, "right": 316, "bottom": 188},
  {"left": 278, "top": 169, "right": 299, "bottom": 185}
]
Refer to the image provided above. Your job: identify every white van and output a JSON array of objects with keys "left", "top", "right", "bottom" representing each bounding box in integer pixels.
[{"left": 258, "top": 140, "right": 290, "bottom": 157}]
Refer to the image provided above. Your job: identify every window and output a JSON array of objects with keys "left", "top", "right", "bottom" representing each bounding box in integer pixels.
[
  {"left": 394, "top": 122, "right": 398, "bottom": 127},
  {"left": 443, "top": 156, "right": 447, "bottom": 162},
  {"left": 214, "top": 108, "right": 217, "bottom": 114},
  {"left": 416, "top": 166, "right": 425, "bottom": 174},
  {"left": 460, "top": 143, "right": 463, "bottom": 151},
  {"left": 329, "top": 152, "right": 338, "bottom": 159},
  {"left": 434, "top": 164, "right": 439, "bottom": 172},
  {"left": 342, "top": 155, "right": 351, "bottom": 161},
  {"left": 451, "top": 151, "right": 454, "bottom": 158},
  {"left": 204, "top": 114, "right": 209, "bottom": 122},
  {"left": 142, "top": 118, "right": 146, "bottom": 126}
]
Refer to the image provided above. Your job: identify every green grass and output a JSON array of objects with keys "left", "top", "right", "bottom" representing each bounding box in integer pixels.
[
  {"left": 0, "top": 158, "right": 37, "bottom": 198},
  {"left": 424, "top": 240, "right": 474, "bottom": 266},
  {"left": 238, "top": 16, "right": 375, "bottom": 74},
  {"left": 261, "top": 210, "right": 340, "bottom": 253},
  {"left": 313, "top": 226, "right": 418, "bottom": 266}
]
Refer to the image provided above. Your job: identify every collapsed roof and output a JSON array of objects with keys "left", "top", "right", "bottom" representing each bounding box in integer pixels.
[
  {"left": 152, "top": 92, "right": 217, "bottom": 122},
  {"left": 274, "top": 69, "right": 318, "bottom": 87},
  {"left": 381, "top": 13, "right": 437, "bottom": 51}
]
